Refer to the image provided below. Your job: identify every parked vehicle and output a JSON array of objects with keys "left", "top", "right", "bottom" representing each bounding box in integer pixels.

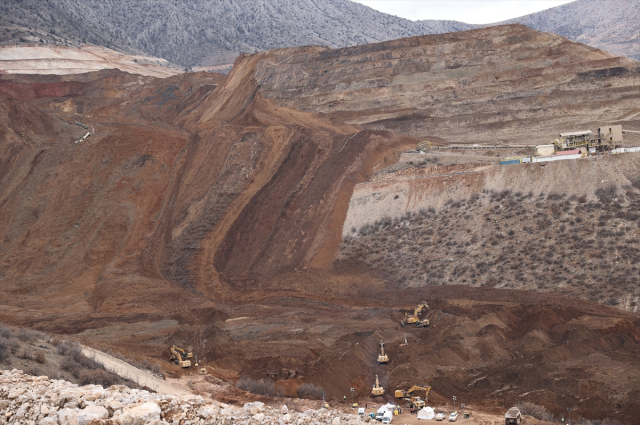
[
  {"left": 449, "top": 411, "right": 459, "bottom": 422},
  {"left": 382, "top": 411, "right": 393, "bottom": 424},
  {"left": 376, "top": 412, "right": 384, "bottom": 421},
  {"left": 358, "top": 408, "right": 365, "bottom": 416},
  {"left": 435, "top": 413, "right": 445, "bottom": 421}
]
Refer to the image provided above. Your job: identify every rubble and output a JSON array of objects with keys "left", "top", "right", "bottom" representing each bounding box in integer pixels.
[{"left": 0, "top": 370, "right": 365, "bottom": 425}]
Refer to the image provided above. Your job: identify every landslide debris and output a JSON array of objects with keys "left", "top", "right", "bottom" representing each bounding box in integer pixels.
[{"left": 0, "top": 369, "right": 362, "bottom": 425}]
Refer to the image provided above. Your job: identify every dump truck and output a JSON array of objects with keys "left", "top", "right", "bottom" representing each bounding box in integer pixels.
[
  {"left": 372, "top": 374, "right": 385, "bottom": 397},
  {"left": 378, "top": 340, "right": 389, "bottom": 364},
  {"left": 505, "top": 407, "right": 522, "bottom": 425}
]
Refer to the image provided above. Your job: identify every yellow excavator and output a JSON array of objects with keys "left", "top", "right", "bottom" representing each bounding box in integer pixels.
[
  {"left": 401, "top": 301, "right": 429, "bottom": 326},
  {"left": 371, "top": 374, "right": 385, "bottom": 397},
  {"left": 395, "top": 385, "right": 431, "bottom": 401},
  {"left": 169, "top": 345, "right": 194, "bottom": 368},
  {"left": 378, "top": 340, "right": 389, "bottom": 364}
]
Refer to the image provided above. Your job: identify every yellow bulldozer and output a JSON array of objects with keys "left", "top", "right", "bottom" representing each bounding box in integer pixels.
[
  {"left": 169, "top": 345, "right": 194, "bottom": 368},
  {"left": 401, "top": 302, "right": 429, "bottom": 326},
  {"left": 371, "top": 374, "right": 385, "bottom": 397}
]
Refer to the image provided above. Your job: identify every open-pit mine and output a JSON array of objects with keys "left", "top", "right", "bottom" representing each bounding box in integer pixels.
[{"left": 2, "top": 24, "right": 640, "bottom": 423}]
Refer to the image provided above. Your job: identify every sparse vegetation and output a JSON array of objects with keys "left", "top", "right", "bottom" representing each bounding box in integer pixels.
[
  {"left": 338, "top": 186, "right": 640, "bottom": 310},
  {"left": 297, "top": 382, "right": 324, "bottom": 398},
  {"left": 0, "top": 322, "right": 138, "bottom": 389},
  {"left": 236, "top": 376, "right": 283, "bottom": 396}
]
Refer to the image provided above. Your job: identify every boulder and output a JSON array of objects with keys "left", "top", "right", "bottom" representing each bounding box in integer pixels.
[
  {"left": 39, "top": 418, "right": 59, "bottom": 425},
  {"left": 58, "top": 408, "right": 79, "bottom": 425},
  {"left": 282, "top": 413, "right": 292, "bottom": 423},
  {"left": 77, "top": 405, "right": 108, "bottom": 425},
  {"left": 197, "top": 405, "right": 217, "bottom": 419},
  {"left": 332, "top": 417, "right": 341, "bottom": 425},
  {"left": 118, "top": 402, "right": 161, "bottom": 425},
  {"left": 253, "top": 413, "right": 265, "bottom": 422}
]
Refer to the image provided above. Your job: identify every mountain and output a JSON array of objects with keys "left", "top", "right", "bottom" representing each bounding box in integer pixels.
[
  {"left": 497, "top": 0, "right": 640, "bottom": 60},
  {"left": 2, "top": 25, "right": 640, "bottom": 422},
  {"left": 0, "top": 0, "right": 473, "bottom": 68}
]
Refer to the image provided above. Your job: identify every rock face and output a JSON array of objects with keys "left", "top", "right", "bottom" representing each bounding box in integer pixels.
[
  {"left": 0, "top": 369, "right": 362, "bottom": 425},
  {"left": 254, "top": 24, "right": 640, "bottom": 146}
]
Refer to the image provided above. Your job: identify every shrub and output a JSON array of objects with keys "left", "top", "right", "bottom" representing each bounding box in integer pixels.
[
  {"left": 61, "top": 357, "right": 82, "bottom": 378},
  {"left": 297, "top": 383, "right": 324, "bottom": 398},
  {"left": 515, "top": 402, "right": 554, "bottom": 421},
  {"left": 57, "top": 341, "right": 81, "bottom": 357},
  {"left": 15, "top": 328, "right": 36, "bottom": 342},
  {"left": 27, "top": 366, "right": 43, "bottom": 376},
  {"left": 8, "top": 338, "right": 20, "bottom": 354},
  {"left": 0, "top": 325, "right": 13, "bottom": 339},
  {"left": 35, "top": 351, "right": 47, "bottom": 364},
  {"left": 78, "top": 369, "right": 121, "bottom": 387},
  {"left": 236, "top": 377, "right": 282, "bottom": 396},
  {"left": 18, "top": 346, "right": 33, "bottom": 360}
]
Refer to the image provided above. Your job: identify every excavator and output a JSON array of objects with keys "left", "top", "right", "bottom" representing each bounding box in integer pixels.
[
  {"left": 169, "top": 345, "right": 194, "bottom": 368},
  {"left": 395, "top": 385, "right": 432, "bottom": 401},
  {"left": 378, "top": 340, "right": 389, "bottom": 364},
  {"left": 401, "top": 301, "right": 429, "bottom": 326},
  {"left": 371, "top": 374, "right": 385, "bottom": 397}
]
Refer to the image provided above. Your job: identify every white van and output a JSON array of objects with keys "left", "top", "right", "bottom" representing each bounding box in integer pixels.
[
  {"left": 358, "top": 408, "right": 365, "bottom": 416},
  {"left": 382, "top": 411, "right": 393, "bottom": 424}
]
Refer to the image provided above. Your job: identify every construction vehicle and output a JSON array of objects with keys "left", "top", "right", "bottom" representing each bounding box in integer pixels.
[
  {"left": 371, "top": 375, "right": 385, "bottom": 397},
  {"left": 404, "top": 396, "right": 425, "bottom": 409},
  {"left": 169, "top": 345, "right": 194, "bottom": 368},
  {"left": 401, "top": 302, "right": 429, "bottom": 326},
  {"left": 395, "top": 385, "right": 431, "bottom": 401},
  {"left": 504, "top": 407, "right": 522, "bottom": 425},
  {"left": 378, "top": 340, "right": 389, "bottom": 364}
]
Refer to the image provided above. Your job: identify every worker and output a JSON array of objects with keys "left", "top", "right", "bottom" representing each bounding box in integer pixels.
[{"left": 343, "top": 395, "right": 346, "bottom": 403}]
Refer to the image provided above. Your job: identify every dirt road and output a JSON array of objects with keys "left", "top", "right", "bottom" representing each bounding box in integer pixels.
[{"left": 81, "top": 346, "right": 192, "bottom": 396}]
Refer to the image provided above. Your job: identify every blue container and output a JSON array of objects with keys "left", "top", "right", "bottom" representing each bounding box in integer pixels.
[{"left": 500, "top": 159, "right": 521, "bottom": 165}]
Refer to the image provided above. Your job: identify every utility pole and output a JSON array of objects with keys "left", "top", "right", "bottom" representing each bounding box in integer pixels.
[
  {"left": 350, "top": 387, "right": 355, "bottom": 406},
  {"left": 567, "top": 408, "right": 572, "bottom": 425},
  {"left": 461, "top": 403, "right": 465, "bottom": 418},
  {"left": 452, "top": 396, "right": 457, "bottom": 411}
]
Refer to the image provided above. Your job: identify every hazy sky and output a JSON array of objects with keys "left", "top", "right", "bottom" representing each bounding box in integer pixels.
[{"left": 351, "top": 1, "right": 575, "bottom": 24}]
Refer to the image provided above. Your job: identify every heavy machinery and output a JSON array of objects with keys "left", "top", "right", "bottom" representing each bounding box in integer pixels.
[
  {"left": 371, "top": 375, "right": 385, "bottom": 397},
  {"left": 395, "top": 385, "right": 431, "bottom": 402},
  {"left": 169, "top": 345, "right": 194, "bottom": 368},
  {"left": 378, "top": 340, "right": 389, "bottom": 364},
  {"left": 401, "top": 302, "right": 429, "bottom": 326},
  {"left": 504, "top": 407, "right": 522, "bottom": 425}
]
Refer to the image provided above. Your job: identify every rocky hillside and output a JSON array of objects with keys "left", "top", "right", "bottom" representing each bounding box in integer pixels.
[
  {"left": 497, "top": 0, "right": 640, "bottom": 60},
  {"left": 0, "top": 0, "right": 472, "bottom": 67}
]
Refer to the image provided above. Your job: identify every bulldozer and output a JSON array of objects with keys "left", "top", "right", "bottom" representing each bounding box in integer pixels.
[
  {"left": 169, "top": 345, "right": 194, "bottom": 368},
  {"left": 371, "top": 374, "right": 385, "bottom": 397},
  {"left": 395, "top": 385, "right": 431, "bottom": 402},
  {"left": 401, "top": 301, "right": 429, "bottom": 326},
  {"left": 378, "top": 340, "right": 389, "bottom": 364}
]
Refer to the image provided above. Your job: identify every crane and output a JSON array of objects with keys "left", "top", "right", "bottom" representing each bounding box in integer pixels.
[{"left": 378, "top": 340, "right": 389, "bottom": 364}]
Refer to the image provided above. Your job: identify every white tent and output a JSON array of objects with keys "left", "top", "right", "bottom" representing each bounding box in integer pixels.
[
  {"left": 377, "top": 403, "right": 396, "bottom": 413},
  {"left": 417, "top": 407, "right": 435, "bottom": 420}
]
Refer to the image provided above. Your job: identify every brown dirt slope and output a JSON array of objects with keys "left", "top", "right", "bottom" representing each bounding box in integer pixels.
[{"left": 1, "top": 25, "right": 640, "bottom": 424}]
